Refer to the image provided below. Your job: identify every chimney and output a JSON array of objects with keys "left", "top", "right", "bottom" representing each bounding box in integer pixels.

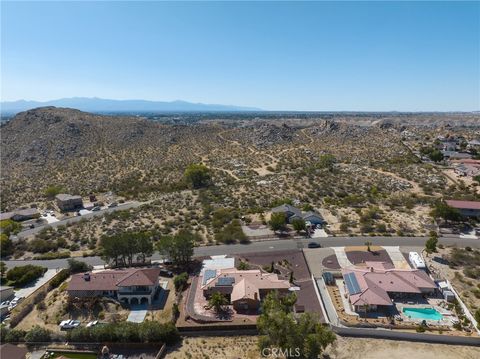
[{"left": 83, "top": 272, "right": 91, "bottom": 281}]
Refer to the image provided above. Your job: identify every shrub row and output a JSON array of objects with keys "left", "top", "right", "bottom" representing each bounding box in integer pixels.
[{"left": 66, "top": 321, "right": 180, "bottom": 345}]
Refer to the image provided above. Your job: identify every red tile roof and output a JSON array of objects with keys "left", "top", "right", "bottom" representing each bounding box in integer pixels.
[
  {"left": 446, "top": 200, "right": 480, "bottom": 210},
  {"left": 342, "top": 263, "right": 437, "bottom": 307},
  {"left": 0, "top": 344, "right": 27, "bottom": 359},
  {"left": 116, "top": 268, "right": 161, "bottom": 287},
  {"left": 68, "top": 268, "right": 160, "bottom": 292}
]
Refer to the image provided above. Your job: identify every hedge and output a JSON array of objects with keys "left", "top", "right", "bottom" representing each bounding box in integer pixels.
[
  {"left": 67, "top": 321, "right": 180, "bottom": 345},
  {"left": 6, "top": 265, "right": 47, "bottom": 287}
]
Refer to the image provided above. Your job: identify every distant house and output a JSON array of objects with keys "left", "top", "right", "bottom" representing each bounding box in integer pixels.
[
  {"left": 67, "top": 268, "right": 161, "bottom": 305},
  {"left": 0, "top": 208, "right": 40, "bottom": 222},
  {"left": 342, "top": 262, "right": 437, "bottom": 313},
  {"left": 271, "top": 204, "right": 325, "bottom": 226},
  {"left": 445, "top": 200, "right": 480, "bottom": 218},
  {"left": 0, "top": 344, "right": 28, "bottom": 359},
  {"left": 0, "top": 286, "right": 15, "bottom": 301},
  {"left": 55, "top": 193, "right": 83, "bottom": 212},
  {"left": 441, "top": 151, "right": 472, "bottom": 160},
  {"left": 201, "top": 268, "right": 291, "bottom": 311}
]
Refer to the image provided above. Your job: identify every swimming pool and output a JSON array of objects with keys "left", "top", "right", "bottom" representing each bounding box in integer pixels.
[{"left": 402, "top": 307, "right": 443, "bottom": 320}]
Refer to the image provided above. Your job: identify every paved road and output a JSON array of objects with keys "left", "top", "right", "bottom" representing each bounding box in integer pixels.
[
  {"left": 3, "top": 235, "right": 479, "bottom": 269},
  {"left": 16, "top": 201, "right": 143, "bottom": 238}
]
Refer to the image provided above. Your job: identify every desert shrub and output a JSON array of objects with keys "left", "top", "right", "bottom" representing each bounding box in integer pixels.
[{"left": 33, "top": 251, "right": 71, "bottom": 260}]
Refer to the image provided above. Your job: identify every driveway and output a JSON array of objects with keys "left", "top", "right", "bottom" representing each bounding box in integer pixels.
[
  {"left": 127, "top": 304, "right": 148, "bottom": 323},
  {"left": 15, "top": 269, "right": 58, "bottom": 299}
]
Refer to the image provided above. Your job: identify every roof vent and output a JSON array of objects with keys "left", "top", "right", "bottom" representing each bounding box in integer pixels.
[{"left": 83, "top": 272, "right": 91, "bottom": 281}]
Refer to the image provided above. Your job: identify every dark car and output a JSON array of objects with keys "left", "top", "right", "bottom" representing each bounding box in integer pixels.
[
  {"left": 160, "top": 269, "right": 174, "bottom": 277},
  {"left": 307, "top": 242, "right": 321, "bottom": 248},
  {"left": 91, "top": 206, "right": 101, "bottom": 211}
]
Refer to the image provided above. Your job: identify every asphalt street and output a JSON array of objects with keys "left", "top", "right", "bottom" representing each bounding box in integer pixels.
[{"left": 3, "top": 235, "right": 478, "bottom": 269}]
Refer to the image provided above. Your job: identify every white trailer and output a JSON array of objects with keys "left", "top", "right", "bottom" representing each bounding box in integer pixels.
[{"left": 409, "top": 251, "right": 426, "bottom": 270}]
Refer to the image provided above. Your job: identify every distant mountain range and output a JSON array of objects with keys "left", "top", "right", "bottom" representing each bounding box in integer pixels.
[{"left": 1, "top": 97, "right": 262, "bottom": 114}]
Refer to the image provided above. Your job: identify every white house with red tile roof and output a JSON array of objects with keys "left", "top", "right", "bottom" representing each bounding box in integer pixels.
[
  {"left": 341, "top": 262, "right": 437, "bottom": 312},
  {"left": 68, "top": 268, "right": 161, "bottom": 305}
]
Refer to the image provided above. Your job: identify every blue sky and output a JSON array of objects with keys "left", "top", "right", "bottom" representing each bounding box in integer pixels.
[{"left": 1, "top": 1, "right": 479, "bottom": 111}]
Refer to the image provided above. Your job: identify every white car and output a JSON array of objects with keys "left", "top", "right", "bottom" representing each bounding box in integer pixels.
[
  {"left": 86, "top": 320, "right": 98, "bottom": 327},
  {"left": 59, "top": 319, "right": 81, "bottom": 330}
]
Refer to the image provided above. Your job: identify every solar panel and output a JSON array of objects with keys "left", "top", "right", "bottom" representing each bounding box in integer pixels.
[
  {"left": 216, "top": 276, "right": 235, "bottom": 286},
  {"left": 345, "top": 273, "right": 361, "bottom": 294},
  {"left": 203, "top": 269, "right": 217, "bottom": 285}
]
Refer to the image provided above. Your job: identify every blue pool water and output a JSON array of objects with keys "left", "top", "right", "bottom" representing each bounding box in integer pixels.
[{"left": 402, "top": 307, "right": 443, "bottom": 320}]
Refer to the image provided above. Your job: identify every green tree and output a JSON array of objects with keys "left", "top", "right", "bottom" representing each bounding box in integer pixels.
[
  {"left": 291, "top": 218, "right": 306, "bottom": 234},
  {"left": 0, "top": 261, "right": 6, "bottom": 277},
  {"left": 67, "top": 258, "right": 92, "bottom": 273},
  {"left": 428, "top": 149, "right": 444, "bottom": 162},
  {"left": 173, "top": 272, "right": 189, "bottom": 292},
  {"left": 184, "top": 164, "right": 211, "bottom": 189},
  {"left": 237, "top": 261, "right": 250, "bottom": 270},
  {"left": 24, "top": 325, "right": 51, "bottom": 343},
  {"left": 257, "top": 292, "right": 335, "bottom": 359},
  {"left": 44, "top": 185, "right": 64, "bottom": 199},
  {"left": 269, "top": 213, "right": 287, "bottom": 233},
  {"left": 6, "top": 265, "right": 47, "bottom": 287},
  {"left": 431, "top": 202, "right": 462, "bottom": 223},
  {"left": 364, "top": 240, "right": 372, "bottom": 252},
  {"left": 0, "top": 220, "right": 22, "bottom": 236},
  {"left": 156, "top": 230, "right": 197, "bottom": 266},
  {"left": 207, "top": 292, "right": 229, "bottom": 313},
  {"left": 425, "top": 233, "right": 438, "bottom": 254},
  {"left": 0, "top": 234, "right": 13, "bottom": 257}
]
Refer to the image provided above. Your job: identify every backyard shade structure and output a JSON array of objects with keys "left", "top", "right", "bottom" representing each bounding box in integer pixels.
[{"left": 342, "top": 262, "right": 437, "bottom": 311}]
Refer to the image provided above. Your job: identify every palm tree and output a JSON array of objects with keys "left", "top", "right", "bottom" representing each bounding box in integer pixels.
[
  {"left": 365, "top": 240, "right": 372, "bottom": 252},
  {"left": 207, "top": 292, "right": 228, "bottom": 313}
]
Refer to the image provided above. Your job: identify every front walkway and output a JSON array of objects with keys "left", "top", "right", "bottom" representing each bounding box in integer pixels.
[
  {"left": 384, "top": 246, "right": 411, "bottom": 269},
  {"left": 332, "top": 247, "right": 354, "bottom": 268}
]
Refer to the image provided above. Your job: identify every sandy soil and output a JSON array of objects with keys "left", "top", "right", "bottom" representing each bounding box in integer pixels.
[
  {"left": 164, "top": 336, "right": 479, "bottom": 359},
  {"left": 327, "top": 337, "right": 479, "bottom": 359}
]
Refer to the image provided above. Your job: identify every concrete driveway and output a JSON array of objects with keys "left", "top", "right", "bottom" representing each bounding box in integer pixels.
[{"left": 127, "top": 304, "right": 148, "bottom": 323}]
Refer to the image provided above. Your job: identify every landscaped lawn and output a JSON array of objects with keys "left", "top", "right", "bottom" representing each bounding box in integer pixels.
[{"left": 42, "top": 352, "right": 98, "bottom": 359}]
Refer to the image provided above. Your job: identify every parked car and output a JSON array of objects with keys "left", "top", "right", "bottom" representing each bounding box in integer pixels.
[
  {"left": 59, "top": 319, "right": 81, "bottom": 330},
  {"left": 86, "top": 320, "right": 98, "bottom": 327},
  {"left": 159, "top": 269, "right": 174, "bottom": 277},
  {"left": 307, "top": 242, "right": 321, "bottom": 248},
  {"left": 91, "top": 206, "right": 101, "bottom": 212},
  {"left": 108, "top": 202, "right": 118, "bottom": 208}
]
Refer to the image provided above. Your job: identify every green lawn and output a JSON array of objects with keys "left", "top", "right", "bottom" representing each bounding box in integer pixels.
[{"left": 42, "top": 352, "right": 98, "bottom": 359}]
